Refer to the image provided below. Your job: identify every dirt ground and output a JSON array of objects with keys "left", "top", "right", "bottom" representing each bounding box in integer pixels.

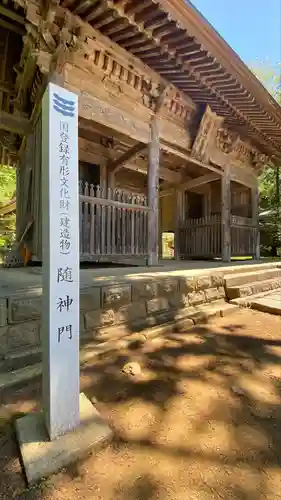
[{"left": 1, "top": 309, "right": 281, "bottom": 500}]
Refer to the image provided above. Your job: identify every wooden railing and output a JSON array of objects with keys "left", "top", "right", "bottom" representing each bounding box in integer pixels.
[
  {"left": 179, "top": 214, "right": 257, "bottom": 259},
  {"left": 230, "top": 215, "right": 256, "bottom": 256},
  {"left": 79, "top": 182, "right": 149, "bottom": 260},
  {"left": 179, "top": 215, "right": 222, "bottom": 258}
]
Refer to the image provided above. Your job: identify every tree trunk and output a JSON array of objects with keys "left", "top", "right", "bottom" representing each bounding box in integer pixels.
[
  {"left": 270, "top": 245, "right": 278, "bottom": 257},
  {"left": 276, "top": 166, "right": 280, "bottom": 205}
]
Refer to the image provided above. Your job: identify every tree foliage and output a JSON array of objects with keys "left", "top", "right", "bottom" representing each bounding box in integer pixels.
[
  {"left": 251, "top": 62, "right": 281, "bottom": 103},
  {"left": 0, "top": 164, "right": 16, "bottom": 249},
  {"left": 251, "top": 62, "right": 281, "bottom": 256},
  {"left": 259, "top": 167, "right": 281, "bottom": 256}
]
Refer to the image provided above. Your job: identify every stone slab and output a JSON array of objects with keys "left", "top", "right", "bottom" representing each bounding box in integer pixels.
[
  {"left": 15, "top": 392, "right": 113, "bottom": 485},
  {"left": 0, "top": 299, "right": 7, "bottom": 327},
  {"left": 225, "top": 268, "right": 281, "bottom": 288},
  {"left": 0, "top": 362, "right": 42, "bottom": 391},
  {"left": 1, "top": 261, "right": 281, "bottom": 298},
  {"left": 102, "top": 285, "right": 131, "bottom": 308},
  {"left": 8, "top": 296, "right": 42, "bottom": 323},
  {"left": 80, "top": 288, "right": 101, "bottom": 311},
  {"left": 251, "top": 296, "right": 281, "bottom": 315},
  {"left": 227, "top": 278, "right": 281, "bottom": 300},
  {"left": 131, "top": 281, "right": 157, "bottom": 301}
]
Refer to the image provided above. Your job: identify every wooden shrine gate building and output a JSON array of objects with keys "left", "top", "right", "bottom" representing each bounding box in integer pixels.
[{"left": 1, "top": 0, "right": 281, "bottom": 265}]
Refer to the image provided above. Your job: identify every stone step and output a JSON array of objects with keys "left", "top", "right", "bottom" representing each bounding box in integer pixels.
[
  {"left": 0, "top": 363, "right": 42, "bottom": 391},
  {"left": 225, "top": 268, "right": 281, "bottom": 289},
  {"left": 0, "top": 347, "right": 41, "bottom": 373},
  {"left": 226, "top": 277, "right": 281, "bottom": 300},
  {"left": 0, "top": 301, "right": 239, "bottom": 392},
  {"left": 222, "top": 262, "right": 280, "bottom": 277},
  {"left": 230, "top": 289, "right": 281, "bottom": 315},
  {"left": 229, "top": 289, "right": 276, "bottom": 308},
  {"left": 250, "top": 296, "right": 281, "bottom": 315}
]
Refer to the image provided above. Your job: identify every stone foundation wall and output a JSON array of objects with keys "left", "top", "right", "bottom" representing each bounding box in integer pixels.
[{"left": 0, "top": 272, "right": 226, "bottom": 369}]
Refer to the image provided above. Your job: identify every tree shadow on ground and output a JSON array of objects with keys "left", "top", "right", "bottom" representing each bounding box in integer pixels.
[{"left": 1, "top": 313, "right": 281, "bottom": 499}]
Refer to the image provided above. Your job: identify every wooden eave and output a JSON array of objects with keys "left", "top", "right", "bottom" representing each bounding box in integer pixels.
[{"left": 58, "top": 0, "right": 281, "bottom": 161}]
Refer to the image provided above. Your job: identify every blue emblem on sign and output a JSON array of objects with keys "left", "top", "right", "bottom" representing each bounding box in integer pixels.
[{"left": 53, "top": 93, "right": 75, "bottom": 117}]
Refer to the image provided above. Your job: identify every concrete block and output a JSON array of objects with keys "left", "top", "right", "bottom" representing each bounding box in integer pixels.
[
  {"left": 131, "top": 281, "right": 157, "bottom": 301},
  {"left": 157, "top": 278, "right": 179, "bottom": 297},
  {"left": 227, "top": 285, "right": 252, "bottom": 299},
  {"left": 195, "top": 275, "right": 211, "bottom": 290},
  {"left": 179, "top": 276, "right": 196, "bottom": 294},
  {"left": 0, "top": 326, "right": 7, "bottom": 355},
  {"left": 6, "top": 322, "right": 40, "bottom": 350},
  {"left": 217, "top": 286, "right": 226, "bottom": 298},
  {"left": 116, "top": 302, "right": 147, "bottom": 324},
  {"left": 173, "top": 315, "right": 194, "bottom": 332},
  {"left": 271, "top": 279, "right": 281, "bottom": 290},
  {"left": 219, "top": 304, "right": 240, "bottom": 317},
  {"left": 102, "top": 285, "right": 131, "bottom": 308},
  {"left": 168, "top": 293, "right": 188, "bottom": 310},
  {"left": 204, "top": 287, "right": 221, "bottom": 302},
  {"left": 0, "top": 346, "right": 41, "bottom": 372},
  {"left": 239, "top": 287, "right": 253, "bottom": 298},
  {"left": 251, "top": 298, "right": 281, "bottom": 315},
  {"left": 15, "top": 392, "right": 113, "bottom": 485},
  {"left": 95, "top": 324, "right": 130, "bottom": 341},
  {"left": 80, "top": 288, "right": 101, "bottom": 311},
  {"left": 251, "top": 281, "right": 272, "bottom": 295},
  {"left": 211, "top": 273, "right": 224, "bottom": 287},
  {"left": 189, "top": 308, "right": 220, "bottom": 324},
  {"left": 84, "top": 309, "right": 115, "bottom": 330},
  {"left": 8, "top": 296, "right": 42, "bottom": 323},
  {"left": 187, "top": 291, "right": 206, "bottom": 306},
  {"left": 146, "top": 297, "right": 170, "bottom": 315},
  {"left": 0, "top": 363, "right": 42, "bottom": 391},
  {"left": 0, "top": 299, "right": 7, "bottom": 327},
  {"left": 224, "top": 269, "right": 281, "bottom": 288}
]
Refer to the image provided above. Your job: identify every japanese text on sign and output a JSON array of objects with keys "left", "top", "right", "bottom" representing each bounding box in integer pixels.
[{"left": 59, "top": 122, "right": 72, "bottom": 256}]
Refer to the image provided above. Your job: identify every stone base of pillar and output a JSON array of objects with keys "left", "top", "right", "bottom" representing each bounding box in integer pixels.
[{"left": 15, "top": 392, "right": 113, "bottom": 485}]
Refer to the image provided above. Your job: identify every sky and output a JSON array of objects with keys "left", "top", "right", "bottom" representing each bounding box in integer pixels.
[{"left": 189, "top": 0, "right": 281, "bottom": 67}]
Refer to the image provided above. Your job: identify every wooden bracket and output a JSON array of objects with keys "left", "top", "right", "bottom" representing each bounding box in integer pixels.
[
  {"left": 180, "top": 172, "right": 221, "bottom": 191},
  {"left": 154, "top": 85, "right": 174, "bottom": 114},
  {"left": 107, "top": 142, "right": 147, "bottom": 175},
  {"left": 0, "top": 111, "right": 31, "bottom": 136}
]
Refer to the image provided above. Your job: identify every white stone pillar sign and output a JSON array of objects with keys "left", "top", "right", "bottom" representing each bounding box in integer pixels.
[{"left": 41, "top": 83, "right": 80, "bottom": 440}]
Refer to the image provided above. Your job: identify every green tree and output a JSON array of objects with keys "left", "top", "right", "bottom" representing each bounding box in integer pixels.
[
  {"left": 0, "top": 164, "right": 16, "bottom": 249},
  {"left": 251, "top": 61, "right": 281, "bottom": 102},
  {"left": 251, "top": 62, "right": 281, "bottom": 256}
]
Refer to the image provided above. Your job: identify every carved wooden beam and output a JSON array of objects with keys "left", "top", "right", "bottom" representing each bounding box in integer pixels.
[
  {"left": 107, "top": 142, "right": 147, "bottom": 174},
  {"left": 0, "top": 81, "right": 14, "bottom": 94},
  {"left": 0, "top": 5, "right": 25, "bottom": 25},
  {"left": 126, "top": 159, "right": 181, "bottom": 183},
  {"left": 154, "top": 84, "right": 173, "bottom": 114},
  {"left": 180, "top": 172, "right": 220, "bottom": 191},
  {"left": 0, "top": 17, "right": 25, "bottom": 36},
  {"left": 0, "top": 111, "right": 31, "bottom": 135},
  {"left": 79, "top": 136, "right": 181, "bottom": 182}
]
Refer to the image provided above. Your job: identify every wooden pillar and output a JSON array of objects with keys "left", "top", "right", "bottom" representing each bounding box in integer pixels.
[
  {"left": 204, "top": 185, "right": 212, "bottom": 217},
  {"left": 252, "top": 185, "right": 260, "bottom": 260},
  {"left": 221, "top": 165, "right": 231, "bottom": 262},
  {"left": 147, "top": 117, "right": 160, "bottom": 266},
  {"left": 175, "top": 189, "right": 184, "bottom": 260},
  {"left": 100, "top": 163, "right": 107, "bottom": 190},
  {"left": 107, "top": 167, "right": 115, "bottom": 189}
]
